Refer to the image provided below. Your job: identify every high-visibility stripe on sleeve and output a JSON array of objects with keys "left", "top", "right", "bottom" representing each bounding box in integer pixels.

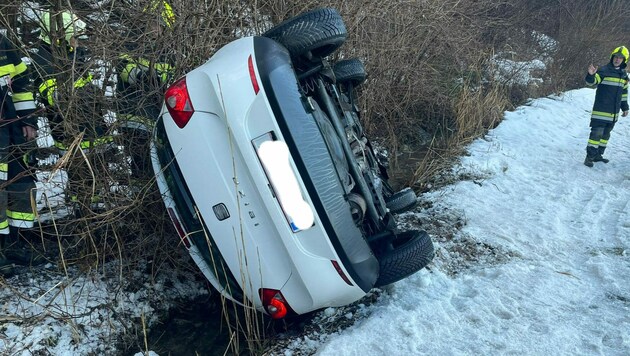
[
  {"left": 39, "top": 78, "right": 57, "bottom": 106},
  {"left": 12, "top": 91, "right": 36, "bottom": 112},
  {"left": 11, "top": 61, "right": 28, "bottom": 77}
]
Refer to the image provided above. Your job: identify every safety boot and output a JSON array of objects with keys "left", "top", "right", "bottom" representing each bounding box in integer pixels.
[
  {"left": 584, "top": 147, "right": 597, "bottom": 167},
  {"left": 0, "top": 255, "right": 15, "bottom": 277},
  {"left": 584, "top": 155, "right": 594, "bottom": 167},
  {"left": 5, "top": 228, "right": 47, "bottom": 266},
  {"left": 0, "top": 238, "right": 15, "bottom": 277},
  {"left": 594, "top": 146, "right": 609, "bottom": 163}
]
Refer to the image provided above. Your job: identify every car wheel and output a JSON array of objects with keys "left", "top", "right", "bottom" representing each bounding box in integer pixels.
[
  {"left": 374, "top": 230, "right": 434, "bottom": 287},
  {"left": 385, "top": 187, "right": 418, "bottom": 214},
  {"left": 334, "top": 58, "right": 366, "bottom": 86},
  {"left": 262, "top": 8, "right": 347, "bottom": 59}
]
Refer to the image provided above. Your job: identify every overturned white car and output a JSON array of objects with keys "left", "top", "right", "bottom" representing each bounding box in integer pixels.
[{"left": 151, "top": 8, "right": 434, "bottom": 318}]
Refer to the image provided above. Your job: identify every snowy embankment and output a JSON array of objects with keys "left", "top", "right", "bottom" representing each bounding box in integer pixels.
[
  {"left": 282, "top": 88, "right": 630, "bottom": 355},
  {"left": 2, "top": 88, "right": 629, "bottom": 355}
]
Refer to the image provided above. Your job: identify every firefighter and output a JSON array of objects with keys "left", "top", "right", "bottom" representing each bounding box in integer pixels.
[
  {"left": 0, "top": 33, "right": 38, "bottom": 274},
  {"left": 584, "top": 46, "right": 629, "bottom": 167},
  {"left": 32, "top": 10, "right": 112, "bottom": 154},
  {"left": 31, "top": 11, "right": 114, "bottom": 214},
  {"left": 115, "top": 0, "right": 175, "bottom": 179}
]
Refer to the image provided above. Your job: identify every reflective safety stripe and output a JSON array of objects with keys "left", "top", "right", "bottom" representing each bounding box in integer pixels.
[
  {"left": 120, "top": 54, "right": 172, "bottom": 84},
  {"left": 600, "top": 79, "right": 626, "bottom": 87},
  {"left": 599, "top": 139, "right": 608, "bottom": 147},
  {"left": 119, "top": 114, "right": 153, "bottom": 131},
  {"left": 0, "top": 64, "right": 15, "bottom": 77},
  {"left": 11, "top": 62, "right": 27, "bottom": 77},
  {"left": 7, "top": 210, "right": 35, "bottom": 228},
  {"left": 39, "top": 78, "right": 57, "bottom": 106},
  {"left": 0, "top": 163, "right": 7, "bottom": 181},
  {"left": 0, "top": 74, "right": 9, "bottom": 87},
  {"left": 53, "top": 135, "right": 115, "bottom": 150},
  {"left": 0, "top": 219, "right": 8, "bottom": 230},
  {"left": 587, "top": 139, "right": 599, "bottom": 147},
  {"left": 8, "top": 219, "right": 34, "bottom": 229},
  {"left": 591, "top": 111, "right": 616, "bottom": 121},
  {"left": 0, "top": 227, "right": 9, "bottom": 235},
  {"left": 74, "top": 74, "right": 93, "bottom": 88},
  {"left": 13, "top": 100, "right": 36, "bottom": 111}
]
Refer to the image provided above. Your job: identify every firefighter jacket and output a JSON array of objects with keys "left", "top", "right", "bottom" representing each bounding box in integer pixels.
[
  {"left": 0, "top": 34, "right": 38, "bottom": 232},
  {"left": 0, "top": 34, "right": 37, "bottom": 126},
  {"left": 115, "top": 51, "right": 173, "bottom": 128},
  {"left": 585, "top": 55, "right": 629, "bottom": 125},
  {"left": 31, "top": 42, "right": 109, "bottom": 149}
]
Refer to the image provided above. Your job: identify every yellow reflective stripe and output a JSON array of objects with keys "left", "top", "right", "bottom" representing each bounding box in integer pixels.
[
  {"left": 592, "top": 111, "right": 615, "bottom": 118},
  {"left": 0, "top": 63, "right": 16, "bottom": 77},
  {"left": 74, "top": 74, "right": 93, "bottom": 88},
  {"left": 588, "top": 139, "right": 600, "bottom": 145},
  {"left": 604, "top": 77, "right": 626, "bottom": 83},
  {"left": 0, "top": 162, "right": 7, "bottom": 180},
  {"left": 54, "top": 136, "right": 114, "bottom": 150},
  {"left": 0, "top": 163, "right": 7, "bottom": 173},
  {"left": 12, "top": 92, "right": 35, "bottom": 102},
  {"left": 120, "top": 62, "right": 138, "bottom": 83},
  {"left": 39, "top": 78, "right": 57, "bottom": 106},
  {"left": 7, "top": 210, "right": 35, "bottom": 222},
  {"left": 11, "top": 62, "right": 28, "bottom": 77},
  {"left": 594, "top": 74, "right": 601, "bottom": 85},
  {"left": 0, "top": 220, "right": 8, "bottom": 230},
  {"left": 600, "top": 79, "right": 625, "bottom": 87}
]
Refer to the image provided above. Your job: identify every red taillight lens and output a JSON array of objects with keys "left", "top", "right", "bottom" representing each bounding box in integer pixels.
[
  {"left": 260, "top": 289, "right": 291, "bottom": 319},
  {"left": 164, "top": 77, "right": 194, "bottom": 128},
  {"left": 248, "top": 55, "right": 260, "bottom": 95}
]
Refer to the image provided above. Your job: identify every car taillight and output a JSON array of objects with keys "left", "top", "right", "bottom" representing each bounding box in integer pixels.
[
  {"left": 248, "top": 55, "right": 260, "bottom": 94},
  {"left": 165, "top": 77, "right": 194, "bottom": 128},
  {"left": 260, "top": 289, "right": 292, "bottom": 319}
]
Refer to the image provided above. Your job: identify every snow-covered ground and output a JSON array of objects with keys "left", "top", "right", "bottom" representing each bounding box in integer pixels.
[
  {"left": 279, "top": 88, "right": 630, "bottom": 355},
  {"left": 2, "top": 87, "right": 630, "bottom": 355}
]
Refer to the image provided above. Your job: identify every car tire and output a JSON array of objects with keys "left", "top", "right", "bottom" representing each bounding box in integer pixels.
[
  {"left": 385, "top": 187, "right": 418, "bottom": 214},
  {"left": 262, "top": 8, "right": 347, "bottom": 59},
  {"left": 334, "top": 58, "right": 366, "bottom": 86},
  {"left": 374, "top": 230, "right": 434, "bottom": 287}
]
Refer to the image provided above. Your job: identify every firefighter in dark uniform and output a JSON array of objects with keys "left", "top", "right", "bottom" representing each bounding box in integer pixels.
[
  {"left": 584, "top": 46, "right": 629, "bottom": 167},
  {"left": 32, "top": 11, "right": 111, "bottom": 154},
  {"left": 0, "top": 33, "right": 38, "bottom": 274},
  {"left": 32, "top": 11, "right": 113, "bottom": 214}
]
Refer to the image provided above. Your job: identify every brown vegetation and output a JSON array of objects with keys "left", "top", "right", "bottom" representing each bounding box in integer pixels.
[{"left": 1, "top": 0, "right": 629, "bottom": 353}]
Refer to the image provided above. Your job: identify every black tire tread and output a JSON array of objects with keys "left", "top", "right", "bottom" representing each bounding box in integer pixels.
[
  {"left": 375, "top": 230, "right": 434, "bottom": 287},
  {"left": 334, "top": 58, "right": 366, "bottom": 85},
  {"left": 385, "top": 187, "right": 418, "bottom": 214},
  {"left": 263, "top": 8, "right": 347, "bottom": 58}
]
